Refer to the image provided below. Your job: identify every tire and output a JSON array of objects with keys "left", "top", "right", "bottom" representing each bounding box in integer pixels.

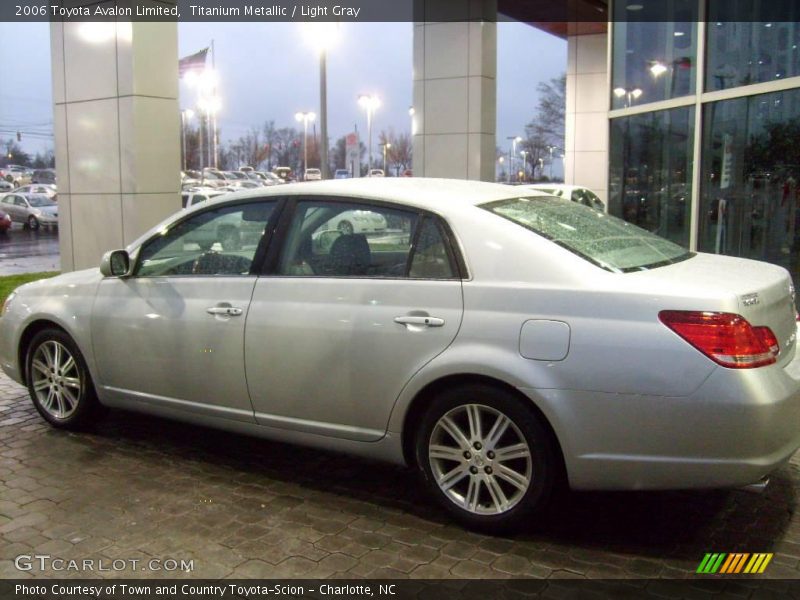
[
  {"left": 27, "top": 215, "right": 39, "bottom": 230},
  {"left": 415, "top": 383, "right": 557, "bottom": 533},
  {"left": 337, "top": 220, "right": 354, "bottom": 235},
  {"left": 25, "top": 328, "right": 101, "bottom": 430}
]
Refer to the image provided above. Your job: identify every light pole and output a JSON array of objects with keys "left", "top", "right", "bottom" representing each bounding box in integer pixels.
[
  {"left": 295, "top": 111, "right": 316, "bottom": 179},
  {"left": 506, "top": 136, "right": 522, "bottom": 182},
  {"left": 180, "top": 109, "right": 194, "bottom": 171},
  {"left": 613, "top": 86, "right": 643, "bottom": 108},
  {"left": 497, "top": 156, "right": 505, "bottom": 182},
  {"left": 381, "top": 142, "right": 391, "bottom": 173},
  {"left": 519, "top": 150, "right": 528, "bottom": 182},
  {"left": 546, "top": 146, "right": 561, "bottom": 180},
  {"left": 197, "top": 96, "right": 221, "bottom": 169},
  {"left": 358, "top": 94, "right": 380, "bottom": 174},
  {"left": 304, "top": 24, "right": 339, "bottom": 179},
  {"left": 408, "top": 106, "right": 415, "bottom": 135}
]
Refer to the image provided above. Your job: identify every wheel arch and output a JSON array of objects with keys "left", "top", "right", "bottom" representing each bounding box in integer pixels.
[
  {"left": 17, "top": 319, "right": 72, "bottom": 386},
  {"left": 399, "top": 373, "right": 568, "bottom": 487}
]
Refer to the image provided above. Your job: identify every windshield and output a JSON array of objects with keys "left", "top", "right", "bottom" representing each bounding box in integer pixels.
[
  {"left": 27, "top": 195, "right": 55, "bottom": 207},
  {"left": 481, "top": 195, "right": 693, "bottom": 273}
]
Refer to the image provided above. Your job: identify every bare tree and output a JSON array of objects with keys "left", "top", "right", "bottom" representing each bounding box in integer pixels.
[
  {"left": 378, "top": 129, "right": 412, "bottom": 175},
  {"left": 521, "top": 74, "right": 566, "bottom": 181}
]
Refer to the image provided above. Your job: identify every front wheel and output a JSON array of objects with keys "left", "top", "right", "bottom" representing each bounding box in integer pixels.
[
  {"left": 337, "top": 220, "right": 354, "bottom": 235},
  {"left": 26, "top": 329, "right": 101, "bottom": 429},
  {"left": 27, "top": 215, "right": 39, "bottom": 230},
  {"left": 415, "top": 384, "right": 557, "bottom": 533}
]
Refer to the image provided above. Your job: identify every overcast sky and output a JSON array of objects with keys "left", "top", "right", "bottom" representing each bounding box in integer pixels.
[{"left": 0, "top": 21, "right": 565, "bottom": 156}]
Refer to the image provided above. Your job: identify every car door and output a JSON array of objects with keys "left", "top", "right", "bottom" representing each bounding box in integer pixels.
[
  {"left": 244, "top": 198, "right": 464, "bottom": 441},
  {"left": 91, "top": 198, "right": 281, "bottom": 422}
]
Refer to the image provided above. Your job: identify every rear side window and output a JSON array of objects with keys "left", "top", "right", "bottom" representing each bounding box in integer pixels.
[
  {"left": 481, "top": 195, "right": 692, "bottom": 273},
  {"left": 277, "top": 200, "right": 459, "bottom": 279}
]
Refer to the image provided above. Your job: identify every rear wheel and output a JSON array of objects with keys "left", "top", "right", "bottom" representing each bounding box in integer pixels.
[
  {"left": 26, "top": 329, "right": 100, "bottom": 429},
  {"left": 415, "top": 384, "right": 557, "bottom": 533}
]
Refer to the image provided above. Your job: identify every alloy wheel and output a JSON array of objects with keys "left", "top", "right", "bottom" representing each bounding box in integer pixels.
[
  {"left": 30, "top": 340, "right": 82, "bottom": 419},
  {"left": 428, "top": 403, "right": 533, "bottom": 515}
]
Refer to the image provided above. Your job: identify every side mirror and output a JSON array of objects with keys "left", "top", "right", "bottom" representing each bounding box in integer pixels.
[{"left": 100, "top": 250, "right": 131, "bottom": 278}]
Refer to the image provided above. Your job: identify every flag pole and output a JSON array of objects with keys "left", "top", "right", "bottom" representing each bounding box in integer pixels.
[{"left": 211, "top": 39, "right": 218, "bottom": 169}]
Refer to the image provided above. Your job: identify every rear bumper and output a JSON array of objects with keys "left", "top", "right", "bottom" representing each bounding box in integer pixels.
[{"left": 521, "top": 351, "right": 800, "bottom": 491}]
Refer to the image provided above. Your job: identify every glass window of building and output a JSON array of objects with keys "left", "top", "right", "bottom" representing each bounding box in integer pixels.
[
  {"left": 699, "top": 88, "right": 800, "bottom": 281},
  {"left": 611, "top": 1, "right": 698, "bottom": 109},
  {"left": 609, "top": 106, "right": 695, "bottom": 247},
  {"left": 706, "top": 2, "right": 800, "bottom": 91}
]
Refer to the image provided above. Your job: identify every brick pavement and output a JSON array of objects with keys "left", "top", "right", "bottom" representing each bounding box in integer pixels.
[{"left": 1, "top": 369, "right": 799, "bottom": 580}]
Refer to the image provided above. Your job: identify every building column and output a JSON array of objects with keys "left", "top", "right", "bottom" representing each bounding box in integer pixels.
[
  {"left": 50, "top": 21, "right": 181, "bottom": 271},
  {"left": 564, "top": 26, "right": 609, "bottom": 206},
  {"left": 413, "top": 1, "right": 497, "bottom": 180}
]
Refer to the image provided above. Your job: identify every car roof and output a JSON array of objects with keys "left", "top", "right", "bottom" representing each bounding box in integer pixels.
[{"left": 202, "top": 178, "right": 551, "bottom": 213}]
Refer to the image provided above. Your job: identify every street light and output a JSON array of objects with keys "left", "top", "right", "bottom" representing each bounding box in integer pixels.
[
  {"left": 506, "top": 135, "right": 522, "bottom": 182},
  {"left": 519, "top": 150, "right": 528, "bottom": 182},
  {"left": 180, "top": 109, "right": 194, "bottom": 171},
  {"left": 408, "top": 106, "right": 415, "bottom": 135},
  {"left": 381, "top": 142, "right": 392, "bottom": 173},
  {"left": 358, "top": 94, "right": 380, "bottom": 173},
  {"left": 546, "top": 145, "right": 561, "bottom": 179},
  {"left": 295, "top": 111, "right": 316, "bottom": 179},
  {"left": 304, "top": 23, "right": 339, "bottom": 180},
  {"left": 613, "top": 86, "right": 643, "bottom": 108}
]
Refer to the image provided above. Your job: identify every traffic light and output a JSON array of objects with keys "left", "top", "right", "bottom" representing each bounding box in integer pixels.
[{"left": 16, "top": 131, "right": 21, "bottom": 142}]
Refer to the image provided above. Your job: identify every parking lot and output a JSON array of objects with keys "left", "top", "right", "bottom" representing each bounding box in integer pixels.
[
  {"left": 2, "top": 369, "right": 800, "bottom": 581},
  {"left": 0, "top": 226, "right": 60, "bottom": 275}
]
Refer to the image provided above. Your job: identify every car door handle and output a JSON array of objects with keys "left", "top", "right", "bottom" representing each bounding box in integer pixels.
[
  {"left": 394, "top": 315, "right": 445, "bottom": 327},
  {"left": 206, "top": 306, "right": 243, "bottom": 316}
]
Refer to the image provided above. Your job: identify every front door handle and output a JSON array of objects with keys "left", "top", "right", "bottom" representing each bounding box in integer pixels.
[
  {"left": 394, "top": 315, "right": 445, "bottom": 327},
  {"left": 206, "top": 306, "right": 243, "bottom": 316}
]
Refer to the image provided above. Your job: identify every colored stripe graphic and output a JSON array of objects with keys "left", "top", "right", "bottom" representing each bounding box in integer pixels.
[{"left": 697, "top": 553, "right": 773, "bottom": 574}]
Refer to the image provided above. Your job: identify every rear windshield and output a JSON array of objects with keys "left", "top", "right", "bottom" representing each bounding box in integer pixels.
[{"left": 481, "top": 196, "right": 693, "bottom": 273}]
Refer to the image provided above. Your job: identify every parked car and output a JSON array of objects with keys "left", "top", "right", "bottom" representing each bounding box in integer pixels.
[
  {"left": 523, "top": 184, "right": 606, "bottom": 212},
  {"left": 2, "top": 178, "right": 799, "bottom": 533},
  {"left": 334, "top": 169, "right": 351, "bottom": 179},
  {"left": 0, "top": 166, "right": 31, "bottom": 187},
  {"left": 0, "top": 209, "right": 11, "bottom": 232},
  {"left": 181, "top": 188, "right": 228, "bottom": 209},
  {"left": 13, "top": 184, "right": 57, "bottom": 199},
  {"left": 31, "top": 169, "right": 56, "bottom": 185},
  {"left": 323, "top": 208, "right": 387, "bottom": 235},
  {"left": 368, "top": 169, "right": 385, "bottom": 177},
  {"left": 0, "top": 193, "right": 58, "bottom": 229},
  {"left": 0, "top": 180, "right": 13, "bottom": 192},
  {"left": 304, "top": 168, "right": 322, "bottom": 181}
]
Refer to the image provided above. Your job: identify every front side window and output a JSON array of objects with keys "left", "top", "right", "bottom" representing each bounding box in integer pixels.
[
  {"left": 482, "top": 195, "right": 692, "bottom": 273},
  {"left": 136, "top": 201, "right": 276, "bottom": 277}
]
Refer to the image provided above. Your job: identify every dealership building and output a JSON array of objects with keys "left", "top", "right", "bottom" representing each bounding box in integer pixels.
[{"left": 51, "top": 0, "right": 800, "bottom": 283}]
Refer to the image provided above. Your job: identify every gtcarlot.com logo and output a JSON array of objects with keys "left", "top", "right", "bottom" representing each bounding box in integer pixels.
[
  {"left": 697, "top": 553, "right": 773, "bottom": 575},
  {"left": 14, "top": 554, "right": 195, "bottom": 573}
]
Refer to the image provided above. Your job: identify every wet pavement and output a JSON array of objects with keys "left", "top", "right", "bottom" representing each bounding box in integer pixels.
[
  {"left": 0, "top": 225, "right": 60, "bottom": 275},
  {"left": 1, "top": 367, "right": 800, "bottom": 580}
]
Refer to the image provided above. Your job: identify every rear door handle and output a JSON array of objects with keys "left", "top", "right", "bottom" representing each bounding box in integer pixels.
[
  {"left": 394, "top": 315, "right": 445, "bottom": 327},
  {"left": 206, "top": 306, "right": 243, "bottom": 316}
]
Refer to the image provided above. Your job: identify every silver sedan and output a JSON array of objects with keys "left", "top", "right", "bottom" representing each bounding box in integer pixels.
[{"left": 1, "top": 178, "right": 799, "bottom": 532}]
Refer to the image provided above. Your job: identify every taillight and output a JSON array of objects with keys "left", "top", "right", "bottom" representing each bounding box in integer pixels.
[{"left": 659, "top": 311, "right": 779, "bottom": 369}]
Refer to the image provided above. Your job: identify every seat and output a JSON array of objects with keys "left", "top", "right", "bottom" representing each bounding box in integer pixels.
[{"left": 327, "top": 234, "right": 371, "bottom": 276}]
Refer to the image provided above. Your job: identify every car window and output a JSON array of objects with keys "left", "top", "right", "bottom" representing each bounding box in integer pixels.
[
  {"left": 409, "top": 217, "right": 456, "bottom": 279},
  {"left": 482, "top": 195, "right": 693, "bottom": 273},
  {"left": 15, "top": 197, "right": 27, "bottom": 207},
  {"left": 1, "top": 196, "right": 12, "bottom": 205},
  {"left": 27, "top": 196, "right": 54, "bottom": 207},
  {"left": 278, "top": 200, "right": 419, "bottom": 278},
  {"left": 181, "top": 193, "right": 189, "bottom": 208},
  {"left": 135, "top": 200, "right": 276, "bottom": 277}
]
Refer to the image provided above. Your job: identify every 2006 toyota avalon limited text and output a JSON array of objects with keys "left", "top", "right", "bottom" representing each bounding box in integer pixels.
[{"left": 2, "top": 178, "right": 799, "bottom": 531}]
